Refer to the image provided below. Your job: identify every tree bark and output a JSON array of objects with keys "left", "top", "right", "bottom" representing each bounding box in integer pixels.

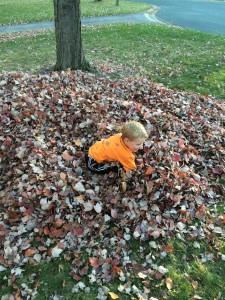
[{"left": 54, "top": 0, "right": 88, "bottom": 71}]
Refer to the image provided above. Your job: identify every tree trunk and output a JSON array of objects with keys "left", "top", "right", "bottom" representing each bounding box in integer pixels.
[
  {"left": 115, "top": 0, "right": 119, "bottom": 6},
  {"left": 54, "top": 0, "right": 88, "bottom": 71}
]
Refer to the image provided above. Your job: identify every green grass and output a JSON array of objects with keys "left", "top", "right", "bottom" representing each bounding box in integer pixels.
[
  {"left": 1, "top": 24, "right": 225, "bottom": 100},
  {"left": 162, "top": 239, "right": 225, "bottom": 300},
  {"left": 0, "top": 0, "right": 151, "bottom": 25},
  {"left": 0, "top": 257, "right": 98, "bottom": 300},
  {"left": 1, "top": 236, "right": 224, "bottom": 299}
]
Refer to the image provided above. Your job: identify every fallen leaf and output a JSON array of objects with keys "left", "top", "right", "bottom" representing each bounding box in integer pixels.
[
  {"left": 164, "top": 245, "right": 173, "bottom": 253},
  {"left": 172, "top": 153, "right": 181, "bottom": 162},
  {"left": 121, "top": 181, "right": 127, "bottom": 193},
  {"left": 73, "top": 181, "right": 85, "bottom": 192},
  {"left": 89, "top": 257, "right": 100, "bottom": 268},
  {"left": 83, "top": 201, "right": 94, "bottom": 212},
  {"left": 94, "top": 202, "right": 102, "bottom": 213},
  {"left": 62, "top": 151, "right": 72, "bottom": 161},
  {"left": 108, "top": 291, "right": 119, "bottom": 299},
  {"left": 51, "top": 246, "right": 63, "bottom": 258},
  {"left": 25, "top": 249, "right": 36, "bottom": 256},
  {"left": 158, "top": 266, "right": 168, "bottom": 274},
  {"left": 145, "top": 166, "right": 156, "bottom": 175},
  {"left": 192, "top": 280, "right": 198, "bottom": 289},
  {"left": 166, "top": 277, "right": 173, "bottom": 290},
  {"left": 137, "top": 272, "right": 148, "bottom": 279},
  {"left": 192, "top": 295, "right": 202, "bottom": 300},
  {"left": 60, "top": 172, "right": 67, "bottom": 180},
  {"left": 73, "top": 227, "right": 84, "bottom": 236}
]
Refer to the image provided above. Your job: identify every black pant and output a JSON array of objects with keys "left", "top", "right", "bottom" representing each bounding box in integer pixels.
[{"left": 85, "top": 154, "right": 119, "bottom": 174}]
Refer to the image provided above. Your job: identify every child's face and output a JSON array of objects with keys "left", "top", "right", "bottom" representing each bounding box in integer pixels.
[{"left": 124, "top": 137, "right": 146, "bottom": 152}]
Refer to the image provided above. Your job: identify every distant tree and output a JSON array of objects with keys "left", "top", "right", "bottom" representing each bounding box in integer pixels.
[{"left": 53, "top": 0, "right": 89, "bottom": 71}]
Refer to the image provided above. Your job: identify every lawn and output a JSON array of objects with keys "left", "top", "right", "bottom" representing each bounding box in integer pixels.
[
  {"left": 0, "top": 1, "right": 225, "bottom": 300},
  {"left": 0, "top": 0, "right": 151, "bottom": 25},
  {"left": 1, "top": 24, "right": 225, "bottom": 100}
]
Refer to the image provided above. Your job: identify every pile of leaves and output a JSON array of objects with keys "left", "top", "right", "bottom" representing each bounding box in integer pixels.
[{"left": 0, "top": 70, "right": 224, "bottom": 299}]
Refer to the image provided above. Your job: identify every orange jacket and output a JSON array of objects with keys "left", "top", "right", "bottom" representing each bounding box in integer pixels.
[{"left": 88, "top": 133, "right": 136, "bottom": 171}]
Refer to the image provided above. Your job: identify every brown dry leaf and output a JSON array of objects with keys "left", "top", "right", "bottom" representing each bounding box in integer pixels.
[
  {"left": 155, "top": 273, "right": 163, "bottom": 279},
  {"left": 25, "top": 249, "right": 36, "bottom": 256},
  {"left": 172, "top": 153, "right": 181, "bottom": 162},
  {"left": 55, "top": 219, "right": 63, "bottom": 227},
  {"left": 111, "top": 209, "right": 118, "bottom": 218},
  {"left": 164, "top": 245, "right": 173, "bottom": 253},
  {"left": 75, "top": 140, "right": 81, "bottom": 147},
  {"left": 178, "top": 138, "right": 186, "bottom": 149},
  {"left": 62, "top": 151, "right": 72, "bottom": 161},
  {"left": 166, "top": 277, "right": 173, "bottom": 290},
  {"left": 108, "top": 292, "right": 119, "bottom": 299},
  {"left": 137, "top": 272, "right": 148, "bottom": 279},
  {"left": 60, "top": 172, "right": 67, "bottom": 180},
  {"left": 1, "top": 69, "right": 225, "bottom": 294},
  {"left": 89, "top": 257, "right": 100, "bottom": 268},
  {"left": 121, "top": 181, "right": 127, "bottom": 193},
  {"left": 192, "top": 280, "right": 199, "bottom": 289},
  {"left": 73, "top": 227, "right": 84, "bottom": 236},
  {"left": 145, "top": 166, "right": 156, "bottom": 175}
]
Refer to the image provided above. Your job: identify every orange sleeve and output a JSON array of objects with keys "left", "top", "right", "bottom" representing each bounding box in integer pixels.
[
  {"left": 88, "top": 133, "right": 136, "bottom": 171},
  {"left": 115, "top": 150, "right": 136, "bottom": 171}
]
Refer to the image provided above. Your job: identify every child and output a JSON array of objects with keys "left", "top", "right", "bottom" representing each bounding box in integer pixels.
[{"left": 85, "top": 121, "right": 148, "bottom": 174}]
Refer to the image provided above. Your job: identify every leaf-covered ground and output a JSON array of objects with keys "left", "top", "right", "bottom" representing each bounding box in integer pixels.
[{"left": 0, "top": 69, "right": 225, "bottom": 299}]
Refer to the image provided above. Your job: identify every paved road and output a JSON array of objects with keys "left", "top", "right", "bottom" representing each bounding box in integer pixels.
[
  {"left": 0, "top": 13, "right": 156, "bottom": 34},
  {"left": 131, "top": 0, "right": 225, "bottom": 35},
  {"left": 0, "top": 0, "right": 224, "bottom": 35}
]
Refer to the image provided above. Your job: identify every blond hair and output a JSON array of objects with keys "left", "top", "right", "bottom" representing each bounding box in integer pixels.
[{"left": 121, "top": 121, "right": 148, "bottom": 141}]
